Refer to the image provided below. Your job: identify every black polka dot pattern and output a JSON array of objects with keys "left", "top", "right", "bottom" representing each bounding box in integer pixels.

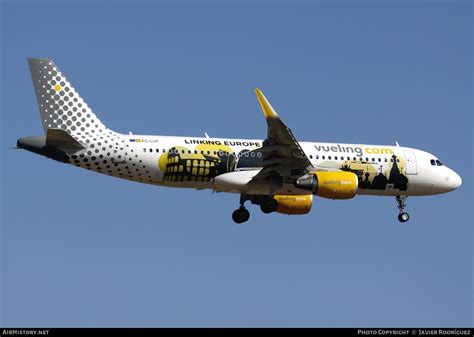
[
  {"left": 28, "top": 58, "right": 113, "bottom": 136},
  {"left": 27, "top": 58, "right": 157, "bottom": 184}
]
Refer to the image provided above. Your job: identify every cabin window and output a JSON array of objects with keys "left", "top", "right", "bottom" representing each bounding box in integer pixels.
[
  {"left": 149, "top": 148, "right": 153, "bottom": 153},
  {"left": 143, "top": 148, "right": 146, "bottom": 152},
  {"left": 328, "top": 156, "right": 332, "bottom": 160},
  {"left": 378, "top": 158, "right": 381, "bottom": 162},
  {"left": 309, "top": 155, "right": 313, "bottom": 159},
  {"left": 384, "top": 158, "right": 387, "bottom": 162},
  {"left": 322, "top": 156, "right": 325, "bottom": 160},
  {"left": 334, "top": 156, "right": 338, "bottom": 160},
  {"left": 316, "top": 155, "right": 319, "bottom": 159}
]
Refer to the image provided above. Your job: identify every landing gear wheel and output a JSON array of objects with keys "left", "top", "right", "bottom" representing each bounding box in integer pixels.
[
  {"left": 232, "top": 207, "right": 250, "bottom": 224},
  {"left": 398, "top": 212, "right": 410, "bottom": 223},
  {"left": 260, "top": 197, "right": 278, "bottom": 214},
  {"left": 395, "top": 195, "right": 410, "bottom": 222}
]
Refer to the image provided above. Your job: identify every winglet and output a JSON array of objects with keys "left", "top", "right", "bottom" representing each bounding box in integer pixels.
[{"left": 255, "top": 88, "right": 279, "bottom": 119}]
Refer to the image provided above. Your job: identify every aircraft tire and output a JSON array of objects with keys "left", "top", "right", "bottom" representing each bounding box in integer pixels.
[
  {"left": 232, "top": 207, "right": 250, "bottom": 224},
  {"left": 398, "top": 212, "right": 410, "bottom": 223},
  {"left": 260, "top": 197, "right": 278, "bottom": 214}
]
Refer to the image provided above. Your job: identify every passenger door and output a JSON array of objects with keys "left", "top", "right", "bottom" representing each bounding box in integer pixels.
[{"left": 403, "top": 150, "right": 417, "bottom": 175}]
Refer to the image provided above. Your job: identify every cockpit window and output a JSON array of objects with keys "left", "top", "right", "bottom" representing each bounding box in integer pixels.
[
  {"left": 435, "top": 160, "right": 443, "bottom": 166},
  {"left": 430, "top": 159, "right": 436, "bottom": 166}
]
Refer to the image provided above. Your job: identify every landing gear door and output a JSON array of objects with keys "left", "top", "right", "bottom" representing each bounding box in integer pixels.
[
  {"left": 113, "top": 138, "right": 127, "bottom": 163},
  {"left": 403, "top": 150, "right": 417, "bottom": 175}
]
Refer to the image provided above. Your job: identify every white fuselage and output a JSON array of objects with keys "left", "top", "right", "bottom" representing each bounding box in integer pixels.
[
  {"left": 67, "top": 134, "right": 462, "bottom": 197},
  {"left": 21, "top": 57, "right": 462, "bottom": 223}
]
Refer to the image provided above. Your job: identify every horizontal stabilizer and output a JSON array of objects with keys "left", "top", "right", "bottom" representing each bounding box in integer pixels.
[{"left": 46, "top": 128, "right": 84, "bottom": 149}]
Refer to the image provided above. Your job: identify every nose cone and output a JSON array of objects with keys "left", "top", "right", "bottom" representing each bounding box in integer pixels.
[
  {"left": 443, "top": 169, "right": 462, "bottom": 192},
  {"left": 451, "top": 171, "right": 462, "bottom": 189}
]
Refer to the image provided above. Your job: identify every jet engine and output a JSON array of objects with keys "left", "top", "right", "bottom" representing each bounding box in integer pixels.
[
  {"left": 274, "top": 194, "right": 313, "bottom": 215},
  {"left": 294, "top": 171, "right": 358, "bottom": 200}
]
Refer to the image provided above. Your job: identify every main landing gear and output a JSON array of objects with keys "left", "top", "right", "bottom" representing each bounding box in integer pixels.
[
  {"left": 396, "top": 195, "right": 410, "bottom": 223},
  {"left": 232, "top": 195, "right": 251, "bottom": 224},
  {"left": 232, "top": 195, "right": 279, "bottom": 223},
  {"left": 232, "top": 207, "right": 250, "bottom": 224},
  {"left": 259, "top": 196, "right": 278, "bottom": 214}
]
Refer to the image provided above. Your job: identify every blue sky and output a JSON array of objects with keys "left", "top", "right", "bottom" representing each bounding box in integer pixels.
[{"left": 1, "top": 0, "right": 472, "bottom": 327}]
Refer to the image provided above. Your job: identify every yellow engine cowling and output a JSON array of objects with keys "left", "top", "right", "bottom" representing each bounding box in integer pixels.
[
  {"left": 274, "top": 194, "right": 312, "bottom": 215},
  {"left": 315, "top": 171, "right": 358, "bottom": 199},
  {"left": 295, "top": 171, "right": 358, "bottom": 200}
]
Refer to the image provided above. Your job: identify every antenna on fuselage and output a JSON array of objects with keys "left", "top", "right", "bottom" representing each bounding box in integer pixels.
[
  {"left": 395, "top": 141, "right": 400, "bottom": 147},
  {"left": 204, "top": 132, "right": 210, "bottom": 138}
]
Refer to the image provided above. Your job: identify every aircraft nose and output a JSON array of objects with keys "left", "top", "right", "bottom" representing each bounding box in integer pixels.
[
  {"left": 451, "top": 171, "right": 462, "bottom": 189},
  {"left": 444, "top": 169, "right": 462, "bottom": 191}
]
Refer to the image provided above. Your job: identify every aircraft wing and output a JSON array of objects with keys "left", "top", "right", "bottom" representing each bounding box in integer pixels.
[{"left": 252, "top": 88, "right": 313, "bottom": 181}]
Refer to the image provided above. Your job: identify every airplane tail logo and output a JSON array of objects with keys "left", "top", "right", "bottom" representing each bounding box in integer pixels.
[{"left": 27, "top": 58, "right": 110, "bottom": 136}]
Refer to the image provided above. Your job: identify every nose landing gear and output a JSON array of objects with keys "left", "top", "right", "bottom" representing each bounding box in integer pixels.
[{"left": 396, "top": 195, "right": 410, "bottom": 222}]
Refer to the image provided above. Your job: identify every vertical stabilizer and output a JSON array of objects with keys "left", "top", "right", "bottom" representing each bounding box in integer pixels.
[{"left": 28, "top": 58, "right": 110, "bottom": 135}]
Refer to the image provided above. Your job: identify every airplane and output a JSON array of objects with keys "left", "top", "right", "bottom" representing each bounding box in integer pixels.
[{"left": 17, "top": 58, "right": 462, "bottom": 224}]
